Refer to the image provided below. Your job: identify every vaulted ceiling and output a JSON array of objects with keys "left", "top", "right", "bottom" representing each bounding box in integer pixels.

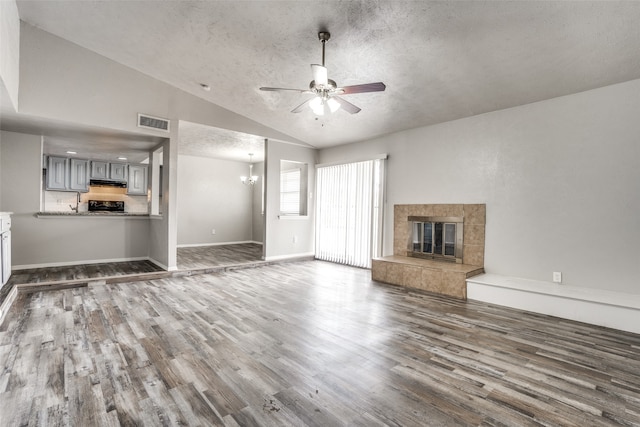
[{"left": 9, "top": 1, "right": 640, "bottom": 155}]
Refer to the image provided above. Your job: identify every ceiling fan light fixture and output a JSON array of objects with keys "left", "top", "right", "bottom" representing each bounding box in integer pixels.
[
  {"left": 309, "top": 96, "right": 325, "bottom": 115},
  {"left": 309, "top": 96, "right": 341, "bottom": 116},
  {"left": 259, "top": 30, "right": 385, "bottom": 115},
  {"left": 327, "top": 97, "right": 340, "bottom": 113}
]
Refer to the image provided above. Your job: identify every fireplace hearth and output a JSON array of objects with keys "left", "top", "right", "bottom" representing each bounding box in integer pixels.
[{"left": 372, "top": 204, "right": 485, "bottom": 299}]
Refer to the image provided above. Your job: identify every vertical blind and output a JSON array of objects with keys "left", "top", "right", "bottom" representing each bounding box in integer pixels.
[{"left": 315, "top": 159, "right": 385, "bottom": 268}]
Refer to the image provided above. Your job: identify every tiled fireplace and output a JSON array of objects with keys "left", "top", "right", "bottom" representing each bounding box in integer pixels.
[{"left": 372, "top": 204, "right": 486, "bottom": 299}]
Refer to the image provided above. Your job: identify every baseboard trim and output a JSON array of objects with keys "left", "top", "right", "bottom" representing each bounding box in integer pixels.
[
  {"left": 177, "top": 241, "right": 263, "bottom": 248},
  {"left": 12, "top": 256, "right": 151, "bottom": 271},
  {"left": 0, "top": 285, "right": 19, "bottom": 327},
  {"left": 147, "top": 257, "right": 170, "bottom": 271},
  {"left": 467, "top": 273, "right": 640, "bottom": 335},
  {"left": 263, "top": 252, "right": 315, "bottom": 262}
]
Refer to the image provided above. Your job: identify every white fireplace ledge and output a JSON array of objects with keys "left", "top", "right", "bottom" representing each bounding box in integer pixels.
[
  {"left": 467, "top": 273, "right": 640, "bottom": 334},
  {"left": 468, "top": 273, "right": 640, "bottom": 309}
]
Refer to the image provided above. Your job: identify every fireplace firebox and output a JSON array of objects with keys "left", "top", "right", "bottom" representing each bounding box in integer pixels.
[{"left": 407, "top": 216, "right": 464, "bottom": 263}]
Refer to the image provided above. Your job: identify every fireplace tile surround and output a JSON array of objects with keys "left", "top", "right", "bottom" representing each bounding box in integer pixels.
[{"left": 372, "top": 204, "right": 486, "bottom": 299}]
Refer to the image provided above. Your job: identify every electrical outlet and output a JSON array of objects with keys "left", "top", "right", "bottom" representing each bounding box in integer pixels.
[
  {"left": 553, "top": 272, "right": 562, "bottom": 283},
  {"left": 211, "top": 229, "right": 216, "bottom": 235},
  {"left": 293, "top": 235, "right": 298, "bottom": 243}
]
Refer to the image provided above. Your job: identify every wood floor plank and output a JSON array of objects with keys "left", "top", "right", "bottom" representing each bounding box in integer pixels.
[{"left": 2, "top": 260, "right": 640, "bottom": 426}]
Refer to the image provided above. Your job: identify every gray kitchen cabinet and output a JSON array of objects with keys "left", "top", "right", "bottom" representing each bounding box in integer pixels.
[
  {"left": 46, "top": 156, "right": 68, "bottom": 190},
  {"left": 69, "top": 158, "right": 89, "bottom": 191},
  {"left": 127, "top": 165, "right": 148, "bottom": 195},
  {"left": 90, "top": 161, "right": 109, "bottom": 179},
  {"left": 110, "top": 163, "right": 128, "bottom": 181},
  {"left": 47, "top": 156, "right": 90, "bottom": 192},
  {"left": 91, "top": 161, "right": 127, "bottom": 181}
]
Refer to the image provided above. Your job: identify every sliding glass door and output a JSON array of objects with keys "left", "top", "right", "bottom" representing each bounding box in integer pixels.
[{"left": 315, "top": 158, "right": 385, "bottom": 268}]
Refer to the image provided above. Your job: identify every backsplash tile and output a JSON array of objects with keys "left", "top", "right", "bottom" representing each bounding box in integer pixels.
[{"left": 44, "top": 190, "right": 148, "bottom": 213}]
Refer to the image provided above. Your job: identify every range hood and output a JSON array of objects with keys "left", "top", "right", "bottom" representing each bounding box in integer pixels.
[{"left": 89, "top": 179, "right": 127, "bottom": 188}]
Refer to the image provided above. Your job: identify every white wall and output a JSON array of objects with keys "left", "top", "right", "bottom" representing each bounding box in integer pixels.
[
  {"left": 0, "top": 0, "right": 20, "bottom": 109},
  {"left": 0, "top": 130, "right": 150, "bottom": 268},
  {"left": 264, "top": 140, "right": 317, "bottom": 260},
  {"left": 319, "top": 79, "right": 640, "bottom": 295},
  {"left": 177, "top": 155, "right": 253, "bottom": 246}
]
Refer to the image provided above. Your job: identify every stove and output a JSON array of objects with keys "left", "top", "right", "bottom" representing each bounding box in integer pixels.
[{"left": 88, "top": 200, "right": 125, "bottom": 212}]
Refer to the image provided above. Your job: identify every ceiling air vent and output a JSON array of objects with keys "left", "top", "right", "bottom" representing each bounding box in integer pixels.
[{"left": 137, "top": 113, "right": 170, "bottom": 132}]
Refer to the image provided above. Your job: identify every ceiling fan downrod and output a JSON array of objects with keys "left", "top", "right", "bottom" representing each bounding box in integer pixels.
[{"left": 318, "top": 31, "right": 330, "bottom": 67}]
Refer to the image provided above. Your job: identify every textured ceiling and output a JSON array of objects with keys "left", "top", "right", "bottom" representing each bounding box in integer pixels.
[
  {"left": 178, "top": 121, "right": 265, "bottom": 162},
  {"left": 11, "top": 1, "right": 640, "bottom": 155}
]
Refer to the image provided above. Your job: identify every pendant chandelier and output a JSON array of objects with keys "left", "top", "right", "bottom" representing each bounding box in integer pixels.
[{"left": 240, "top": 153, "right": 258, "bottom": 185}]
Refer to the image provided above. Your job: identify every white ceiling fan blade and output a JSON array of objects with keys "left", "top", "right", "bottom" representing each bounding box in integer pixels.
[
  {"left": 260, "top": 86, "right": 308, "bottom": 93},
  {"left": 311, "top": 64, "right": 328, "bottom": 86},
  {"left": 332, "top": 96, "right": 361, "bottom": 114},
  {"left": 291, "top": 98, "right": 313, "bottom": 113}
]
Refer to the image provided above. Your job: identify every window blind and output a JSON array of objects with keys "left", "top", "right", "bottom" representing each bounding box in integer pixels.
[
  {"left": 280, "top": 168, "right": 301, "bottom": 215},
  {"left": 315, "top": 159, "right": 385, "bottom": 268}
]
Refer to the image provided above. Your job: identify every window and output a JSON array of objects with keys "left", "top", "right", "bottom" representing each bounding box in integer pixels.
[{"left": 280, "top": 160, "right": 308, "bottom": 216}]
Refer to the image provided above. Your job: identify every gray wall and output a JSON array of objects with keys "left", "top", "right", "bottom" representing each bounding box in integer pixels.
[
  {"left": 319, "top": 79, "right": 640, "bottom": 294},
  {"left": 6, "top": 23, "right": 305, "bottom": 269},
  {"left": 147, "top": 137, "right": 174, "bottom": 270},
  {"left": 0, "top": 0, "right": 20, "bottom": 109},
  {"left": 251, "top": 162, "right": 265, "bottom": 244},
  {"left": 0, "top": 131, "right": 3, "bottom": 208},
  {"left": 1, "top": 130, "right": 150, "bottom": 267},
  {"left": 177, "top": 155, "right": 254, "bottom": 246},
  {"left": 18, "top": 23, "right": 303, "bottom": 146},
  {"left": 264, "top": 140, "right": 317, "bottom": 260}
]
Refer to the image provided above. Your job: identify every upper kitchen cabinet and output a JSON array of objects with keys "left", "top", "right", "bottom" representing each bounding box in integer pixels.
[
  {"left": 46, "top": 156, "right": 90, "bottom": 192},
  {"left": 90, "top": 161, "right": 109, "bottom": 179},
  {"left": 69, "top": 159, "right": 89, "bottom": 191},
  {"left": 46, "top": 156, "right": 68, "bottom": 190},
  {"left": 90, "top": 161, "right": 128, "bottom": 181},
  {"left": 110, "top": 163, "right": 128, "bottom": 181},
  {"left": 127, "top": 165, "right": 148, "bottom": 195}
]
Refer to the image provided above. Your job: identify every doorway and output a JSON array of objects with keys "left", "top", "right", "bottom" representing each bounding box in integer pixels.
[{"left": 175, "top": 121, "right": 265, "bottom": 269}]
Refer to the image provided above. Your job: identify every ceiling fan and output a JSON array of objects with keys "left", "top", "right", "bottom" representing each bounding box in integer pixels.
[{"left": 260, "top": 31, "right": 386, "bottom": 115}]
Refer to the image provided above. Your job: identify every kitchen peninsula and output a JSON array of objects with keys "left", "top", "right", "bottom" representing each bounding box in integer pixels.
[{"left": 35, "top": 211, "right": 150, "bottom": 217}]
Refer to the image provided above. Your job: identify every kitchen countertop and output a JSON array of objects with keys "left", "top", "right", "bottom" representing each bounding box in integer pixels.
[{"left": 36, "top": 212, "right": 149, "bottom": 218}]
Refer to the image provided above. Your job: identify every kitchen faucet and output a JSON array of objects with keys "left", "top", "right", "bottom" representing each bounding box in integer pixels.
[{"left": 69, "top": 192, "right": 80, "bottom": 213}]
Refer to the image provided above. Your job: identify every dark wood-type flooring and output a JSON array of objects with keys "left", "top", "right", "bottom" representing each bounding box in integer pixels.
[
  {"left": 2, "top": 260, "right": 640, "bottom": 426},
  {"left": 0, "top": 260, "right": 163, "bottom": 306},
  {"left": 5, "top": 260, "right": 163, "bottom": 287},
  {"left": 0, "top": 244, "right": 264, "bottom": 306}
]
